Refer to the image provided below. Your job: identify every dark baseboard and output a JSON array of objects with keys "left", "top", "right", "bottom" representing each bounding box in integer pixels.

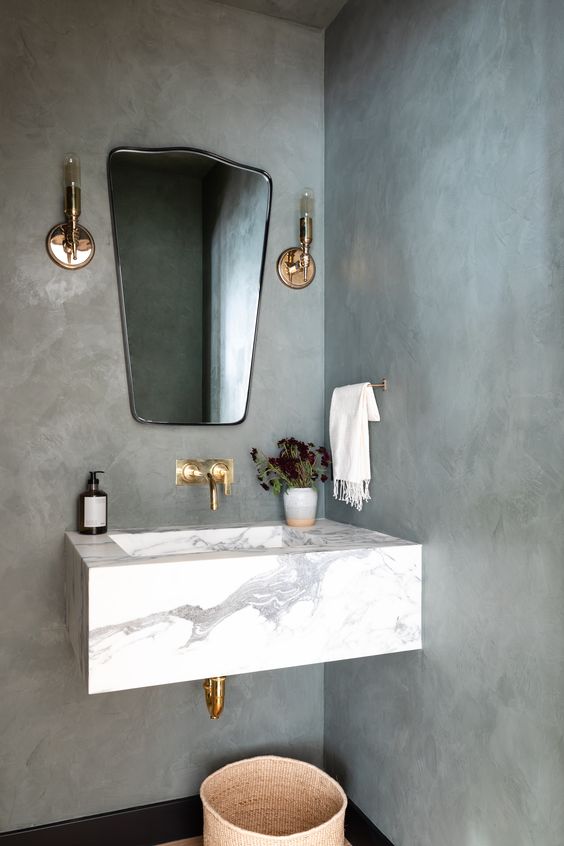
[
  {"left": 345, "top": 801, "right": 395, "bottom": 846},
  {"left": 0, "top": 794, "right": 393, "bottom": 846},
  {"left": 0, "top": 795, "right": 202, "bottom": 846}
]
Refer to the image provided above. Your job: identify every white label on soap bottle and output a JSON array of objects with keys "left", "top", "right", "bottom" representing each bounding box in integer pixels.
[{"left": 84, "top": 496, "right": 107, "bottom": 528}]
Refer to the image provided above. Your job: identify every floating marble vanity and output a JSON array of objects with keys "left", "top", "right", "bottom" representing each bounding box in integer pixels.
[{"left": 65, "top": 519, "right": 421, "bottom": 695}]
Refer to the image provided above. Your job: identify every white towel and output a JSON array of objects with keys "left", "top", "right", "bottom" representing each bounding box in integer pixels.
[{"left": 329, "top": 383, "right": 380, "bottom": 511}]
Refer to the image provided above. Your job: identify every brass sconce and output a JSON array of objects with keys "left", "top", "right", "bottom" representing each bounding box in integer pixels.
[
  {"left": 277, "top": 188, "right": 316, "bottom": 289},
  {"left": 46, "top": 153, "right": 95, "bottom": 270}
]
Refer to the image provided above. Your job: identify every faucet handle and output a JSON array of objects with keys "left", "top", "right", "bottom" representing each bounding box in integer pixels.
[
  {"left": 211, "top": 461, "right": 232, "bottom": 496},
  {"left": 181, "top": 462, "right": 204, "bottom": 483},
  {"left": 176, "top": 459, "right": 234, "bottom": 498}
]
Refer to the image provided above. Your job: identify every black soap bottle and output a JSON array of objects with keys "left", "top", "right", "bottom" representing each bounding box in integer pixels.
[{"left": 78, "top": 471, "right": 108, "bottom": 535}]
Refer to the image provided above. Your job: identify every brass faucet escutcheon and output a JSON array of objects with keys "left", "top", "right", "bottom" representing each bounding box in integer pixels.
[{"left": 176, "top": 459, "right": 234, "bottom": 510}]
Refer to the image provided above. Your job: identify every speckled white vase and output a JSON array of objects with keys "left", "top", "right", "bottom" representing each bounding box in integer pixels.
[{"left": 283, "top": 487, "right": 318, "bottom": 527}]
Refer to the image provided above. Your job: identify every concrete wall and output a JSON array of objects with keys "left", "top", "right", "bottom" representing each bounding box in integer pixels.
[
  {"left": 0, "top": 0, "right": 324, "bottom": 830},
  {"left": 324, "top": 1, "right": 564, "bottom": 844}
]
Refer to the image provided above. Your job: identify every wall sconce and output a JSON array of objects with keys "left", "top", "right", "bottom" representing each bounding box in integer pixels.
[
  {"left": 277, "top": 188, "right": 316, "bottom": 289},
  {"left": 46, "top": 153, "right": 95, "bottom": 270}
]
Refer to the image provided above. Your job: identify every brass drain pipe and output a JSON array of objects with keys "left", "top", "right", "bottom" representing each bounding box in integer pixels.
[{"left": 203, "top": 676, "right": 226, "bottom": 719}]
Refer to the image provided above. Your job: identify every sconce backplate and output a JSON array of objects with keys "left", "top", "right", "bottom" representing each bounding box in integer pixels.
[
  {"left": 46, "top": 223, "right": 95, "bottom": 270},
  {"left": 277, "top": 248, "right": 316, "bottom": 289}
]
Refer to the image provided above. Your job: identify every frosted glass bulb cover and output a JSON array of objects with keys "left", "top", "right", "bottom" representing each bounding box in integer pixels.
[
  {"left": 300, "top": 188, "right": 314, "bottom": 218},
  {"left": 64, "top": 153, "right": 81, "bottom": 188}
]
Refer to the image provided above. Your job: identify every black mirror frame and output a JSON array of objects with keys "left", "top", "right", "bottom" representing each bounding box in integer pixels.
[{"left": 107, "top": 146, "right": 272, "bottom": 425}]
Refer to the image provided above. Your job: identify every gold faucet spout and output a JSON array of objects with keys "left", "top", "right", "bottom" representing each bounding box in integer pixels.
[{"left": 207, "top": 472, "right": 218, "bottom": 511}]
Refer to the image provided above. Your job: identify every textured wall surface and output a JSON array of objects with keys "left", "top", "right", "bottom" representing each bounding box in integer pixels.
[
  {"left": 324, "top": 1, "right": 564, "bottom": 845},
  {"left": 0, "top": 0, "right": 324, "bottom": 830},
  {"left": 214, "top": 0, "right": 346, "bottom": 28}
]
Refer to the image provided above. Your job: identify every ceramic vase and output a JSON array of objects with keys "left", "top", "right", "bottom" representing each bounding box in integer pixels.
[{"left": 283, "top": 487, "right": 318, "bottom": 527}]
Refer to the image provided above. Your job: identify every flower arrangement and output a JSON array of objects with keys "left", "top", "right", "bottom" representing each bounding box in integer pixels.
[{"left": 250, "top": 437, "right": 331, "bottom": 494}]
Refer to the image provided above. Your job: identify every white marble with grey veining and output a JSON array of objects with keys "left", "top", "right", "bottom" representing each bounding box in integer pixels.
[
  {"left": 109, "top": 521, "right": 408, "bottom": 557},
  {"left": 65, "top": 519, "right": 421, "bottom": 694}
]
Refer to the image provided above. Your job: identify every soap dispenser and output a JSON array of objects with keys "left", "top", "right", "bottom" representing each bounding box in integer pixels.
[{"left": 78, "top": 470, "right": 108, "bottom": 535}]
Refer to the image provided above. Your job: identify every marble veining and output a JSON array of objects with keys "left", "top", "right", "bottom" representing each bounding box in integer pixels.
[
  {"left": 109, "top": 521, "right": 405, "bottom": 558},
  {"left": 65, "top": 519, "right": 422, "bottom": 694}
]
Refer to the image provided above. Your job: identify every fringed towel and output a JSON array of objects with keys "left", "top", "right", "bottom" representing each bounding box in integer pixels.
[{"left": 329, "top": 383, "right": 380, "bottom": 511}]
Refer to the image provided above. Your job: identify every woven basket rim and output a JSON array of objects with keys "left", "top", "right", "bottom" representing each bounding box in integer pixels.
[{"left": 200, "top": 755, "right": 347, "bottom": 842}]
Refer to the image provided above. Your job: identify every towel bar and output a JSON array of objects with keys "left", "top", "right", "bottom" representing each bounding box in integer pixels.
[{"left": 370, "top": 379, "right": 388, "bottom": 391}]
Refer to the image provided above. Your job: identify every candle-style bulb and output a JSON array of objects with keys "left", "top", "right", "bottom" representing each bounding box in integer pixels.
[
  {"left": 300, "top": 188, "right": 314, "bottom": 219},
  {"left": 64, "top": 153, "right": 81, "bottom": 189},
  {"left": 63, "top": 153, "right": 81, "bottom": 218}
]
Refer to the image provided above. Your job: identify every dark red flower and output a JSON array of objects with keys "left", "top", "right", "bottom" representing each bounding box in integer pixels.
[{"left": 251, "top": 437, "right": 331, "bottom": 494}]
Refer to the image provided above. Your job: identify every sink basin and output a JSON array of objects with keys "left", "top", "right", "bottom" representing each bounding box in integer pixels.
[
  {"left": 109, "top": 522, "right": 397, "bottom": 557},
  {"left": 65, "top": 519, "right": 422, "bottom": 694}
]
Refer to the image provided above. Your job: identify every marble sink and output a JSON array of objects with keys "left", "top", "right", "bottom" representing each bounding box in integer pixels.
[
  {"left": 65, "top": 519, "right": 422, "bottom": 694},
  {"left": 110, "top": 522, "right": 404, "bottom": 556}
]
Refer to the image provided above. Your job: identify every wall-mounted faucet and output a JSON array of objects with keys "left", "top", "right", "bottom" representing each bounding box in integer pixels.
[{"left": 176, "top": 459, "right": 234, "bottom": 510}]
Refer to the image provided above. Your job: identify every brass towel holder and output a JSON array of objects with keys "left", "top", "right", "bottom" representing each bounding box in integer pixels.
[{"left": 370, "top": 379, "right": 388, "bottom": 390}]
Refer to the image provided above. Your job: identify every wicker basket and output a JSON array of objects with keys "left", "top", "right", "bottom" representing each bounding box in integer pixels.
[{"left": 200, "top": 756, "right": 347, "bottom": 846}]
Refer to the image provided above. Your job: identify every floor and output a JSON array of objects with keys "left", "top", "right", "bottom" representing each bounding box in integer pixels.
[
  {"left": 159, "top": 839, "right": 351, "bottom": 846},
  {"left": 160, "top": 839, "right": 202, "bottom": 846}
]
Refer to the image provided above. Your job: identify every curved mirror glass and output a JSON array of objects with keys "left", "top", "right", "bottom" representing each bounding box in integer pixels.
[{"left": 108, "top": 147, "right": 271, "bottom": 424}]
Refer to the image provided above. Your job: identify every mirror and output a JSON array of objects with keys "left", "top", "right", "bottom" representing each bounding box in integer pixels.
[{"left": 108, "top": 147, "right": 271, "bottom": 424}]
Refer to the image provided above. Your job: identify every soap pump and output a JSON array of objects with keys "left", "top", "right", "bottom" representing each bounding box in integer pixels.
[{"left": 78, "top": 470, "right": 107, "bottom": 535}]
